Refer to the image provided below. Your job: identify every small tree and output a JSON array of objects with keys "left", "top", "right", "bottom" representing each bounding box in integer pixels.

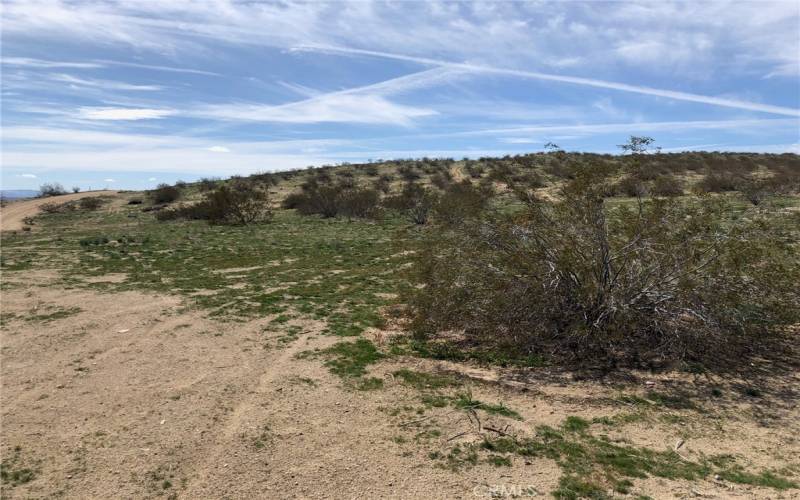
[
  {"left": 618, "top": 136, "right": 655, "bottom": 154},
  {"left": 39, "top": 183, "right": 67, "bottom": 197},
  {"left": 72, "top": 186, "right": 81, "bottom": 193}
]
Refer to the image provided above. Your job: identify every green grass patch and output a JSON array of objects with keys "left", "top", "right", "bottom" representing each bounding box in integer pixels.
[
  {"left": 322, "top": 338, "right": 384, "bottom": 378},
  {"left": 392, "top": 369, "right": 459, "bottom": 390},
  {"left": 471, "top": 417, "right": 798, "bottom": 498},
  {"left": 453, "top": 391, "right": 522, "bottom": 420}
]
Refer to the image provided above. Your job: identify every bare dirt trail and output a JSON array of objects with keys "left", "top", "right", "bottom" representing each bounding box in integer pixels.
[
  {"left": 0, "top": 277, "right": 561, "bottom": 499},
  {"left": 0, "top": 190, "right": 119, "bottom": 231}
]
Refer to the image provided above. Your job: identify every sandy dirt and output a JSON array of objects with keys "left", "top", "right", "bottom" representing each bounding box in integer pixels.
[
  {"left": 0, "top": 191, "right": 118, "bottom": 232},
  {"left": 1, "top": 270, "right": 799, "bottom": 499}
]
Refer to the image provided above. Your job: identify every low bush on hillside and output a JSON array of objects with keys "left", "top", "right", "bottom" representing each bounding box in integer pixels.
[
  {"left": 383, "top": 183, "right": 437, "bottom": 224},
  {"left": 398, "top": 165, "right": 421, "bottom": 182},
  {"left": 432, "top": 180, "right": 493, "bottom": 227},
  {"left": 650, "top": 175, "right": 684, "bottom": 197},
  {"left": 149, "top": 183, "right": 181, "bottom": 204},
  {"left": 282, "top": 184, "right": 381, "bottom": 219},
  {"left": 198, "top": 177, "right": 221, "bottom": 191},
  {"left": 157, "top": 182, "right": 271, "bottom": 225},
  {"left": 79, "top": 197, "right": 104, "bottom": 210},
  {"left": 39, "top": 202, "right": 68, "bottom": 214},
  {"left": 696, "top": 172, "right": 742, "bottom": 193},
  {"left": 613, "top": 176, "right": 648, "bottom": 198},
  {"left": 406, "top": 164, "right": 800, "bottom": 370},
  {"left": 373, "top": 174, "right": 393, "bottom": 193}
]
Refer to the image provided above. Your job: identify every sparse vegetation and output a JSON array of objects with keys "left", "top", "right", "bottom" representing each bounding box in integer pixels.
[{"left": 2, "top": 147, "right": 799, "bottom": 499}]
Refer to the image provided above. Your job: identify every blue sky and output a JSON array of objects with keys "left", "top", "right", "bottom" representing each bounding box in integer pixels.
[{"left": 1, "top": 1, "right": 799, "bottom": 190}]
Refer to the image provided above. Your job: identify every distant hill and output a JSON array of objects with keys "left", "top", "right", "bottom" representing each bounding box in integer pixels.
[{"left": 0, "top": 190, "right": 39, "bottom": 200}]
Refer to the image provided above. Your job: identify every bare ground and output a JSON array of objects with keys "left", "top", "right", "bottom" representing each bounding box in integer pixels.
[
  {"left": 2, "top": 272, "right": 799, "bottom": 499},
  {"left": 0, "top": 191, "right": 118, "bottom": 232}
]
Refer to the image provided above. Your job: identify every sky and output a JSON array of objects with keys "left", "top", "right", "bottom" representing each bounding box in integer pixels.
[{"left": 1, "top": 1, "right": 799, "bottom": 191}]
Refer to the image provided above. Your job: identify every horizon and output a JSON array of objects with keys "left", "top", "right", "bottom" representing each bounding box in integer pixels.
[{"left": 2, "top": 1, "right": 799, "bottom": 191}]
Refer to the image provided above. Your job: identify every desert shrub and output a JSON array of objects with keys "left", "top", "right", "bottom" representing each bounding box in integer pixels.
[
  {"left": 433, "top": 180, "right": 492, "bottom": 227},
  {"left": 79, "top": 197, "right": 104, "bottom": 210},
  {"left": 398, "top": 165, "right": 421, "bottom": 182},
  {"left": 364, "top": 165, "right": 380, "bottom": 176},
  {"left": 39, "top": 183, "right": 67, "bottom": 197},
  {"left": 149, "top": 183, "right": 181, "bottom": 204},
  {"left": 39, "top": 202, "right": 66, "bottom": 213},
  {"left": 285, "top": 185, "right": 380, "bottom": 219},
  {"left": 544, "top": 161, "right": 576, "bottom": 180},
  {"left": 373, "top": 174, "right": 393, "bottom": 194},
  {"left": 766, "top": 167, "right": 800, "bottom": 194},
  {"left": 202, "top": 183, "right": 272, "bottom": 224},
  {"left": 508, "top": 171, "right": 546, "bottom": 190},
  {"left": 292, "top": 185, "right": 340, "bottom": 217},
  {"left": 198, "top": 177, "right": 220, "bottom": 191},
  {"left": 406, "top": 166, "right": 799, "bottom": 369},
  {"left": 281, "top": 192, "right": 308, "bottom": 210},
  {"left": 465, "top": 163, "right": 485, "bottom": 179},
  {"left": 384, "top": 183, "right": 437, "bottom": 225},
  {"left": 614, "top": 176, "right": 649, "bottom": 198},
  {"left": 337, "top": 176, "right": 356, "bottom": 189},
  {"left": 337, "top": 188, "right": 382, "bottom": 219},
  {"left": 697, "top": 172, "right": 742, "bottom": 193},
  {"left": 651, "top": 175, "right": 684, "bottom": 197},
  {"left": 157, "top": 182, "right": 271, "bottom": 225},
  {"left": 430, "top": 172, "right": 452, "bottom": 190},
  {"left": 487, "top": 163, "right": 515, "bottom": 183}
]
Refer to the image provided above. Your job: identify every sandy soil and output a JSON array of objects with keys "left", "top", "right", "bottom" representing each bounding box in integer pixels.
[
  {"left": 1, "top": 271, "right": 798, "bottom": 499},
  {"left": 0, "top": 191, "right": 118, "bottom": 232}
]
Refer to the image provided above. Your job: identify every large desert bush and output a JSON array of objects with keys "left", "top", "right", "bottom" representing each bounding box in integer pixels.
[
  {"left": 283, "top": 184, "right": 381, "bottom": 219},
  {"left": 157, "top": 182, "right": 271, "bottom": 225},
  {"left": 407, "top": 164, "right": 799, "bottom": 370},
  {"left": 383, "top": 183, "right": 437, "bottom": 225},
  {"left": 149, "top": 183, "right": 181, "bottom": 204}
]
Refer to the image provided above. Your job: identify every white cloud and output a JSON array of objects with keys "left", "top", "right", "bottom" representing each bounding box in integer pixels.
[
  {"left": 1, "top": 1, "right": 796, "bottom": 78},
  {"left": 148, "top": 177, "right": 157, "bottom": 181},
  {"left": 207, "top": 146, "right": 230, "bottom": 153},
  {"left": 17, "top": 173, "right": 37, "bottom": 178},
  {"left": 77, "top": 107, "right": 175, "bottom": 120},
  {"left": 104, "top": 178, "right": 115, "bottom": 182},
  {"left": 500, "top": 138, "right": 539, "bottom": 144}
]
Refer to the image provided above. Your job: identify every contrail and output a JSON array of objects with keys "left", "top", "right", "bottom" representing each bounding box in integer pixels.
[{"left": 293, "top": 44, "right": 800, "bottom": 118}]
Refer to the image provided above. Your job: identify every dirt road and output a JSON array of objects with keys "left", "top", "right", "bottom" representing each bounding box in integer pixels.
[{"left": 0, "top": 191, "right": 118, "bottom": 231}]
